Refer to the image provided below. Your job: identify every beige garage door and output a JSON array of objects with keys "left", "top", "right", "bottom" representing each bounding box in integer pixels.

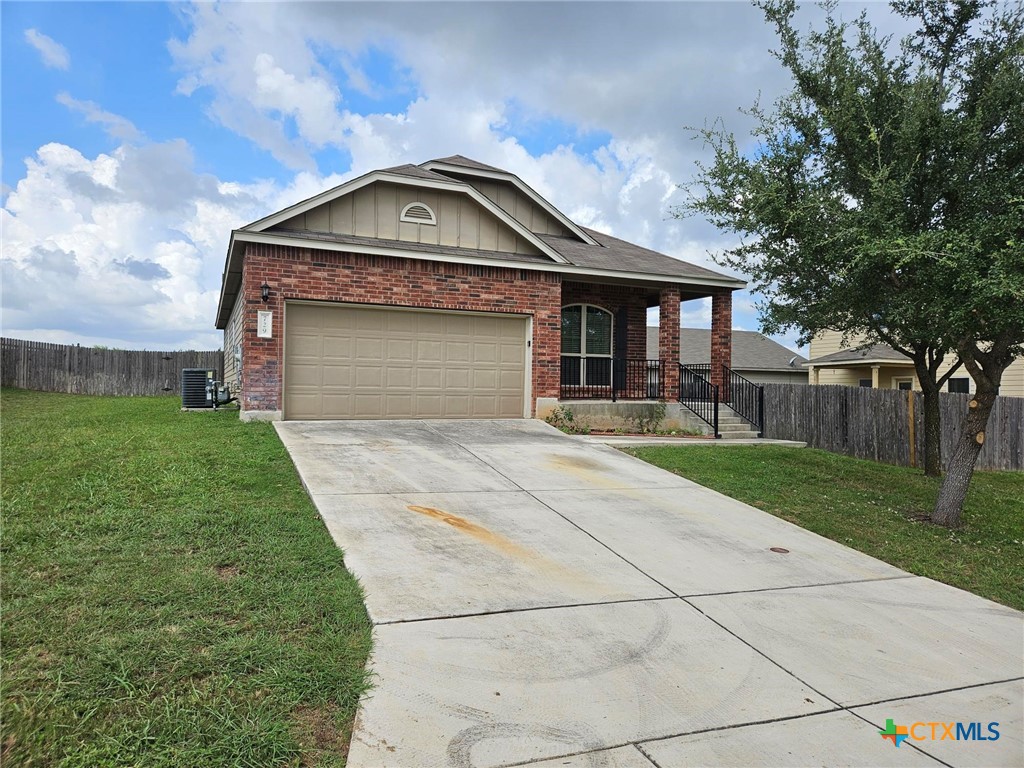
[{"left": 284, "top": 303, "right": 528, "bottom": 419}]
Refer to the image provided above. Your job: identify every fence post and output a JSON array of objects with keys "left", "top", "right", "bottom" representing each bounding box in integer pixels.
[{"left": 908, "top": 388, "right": 916, "bottom": 469}]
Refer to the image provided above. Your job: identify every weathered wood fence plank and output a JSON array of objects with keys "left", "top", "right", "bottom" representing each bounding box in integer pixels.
[
  {"left": 764, "top": 383, "right": 1023, "bottom": 471},
  {"left": 1, "top": 338, "right": 222, "bottom": 397}
]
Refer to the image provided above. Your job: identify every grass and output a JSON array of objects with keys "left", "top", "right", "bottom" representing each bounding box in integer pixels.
[
  {"left": 624, "top": 445, "right": 1024, "bottom": 611},
  {"left": 1, "top": 389, "right": 372, "bottom": 767}
]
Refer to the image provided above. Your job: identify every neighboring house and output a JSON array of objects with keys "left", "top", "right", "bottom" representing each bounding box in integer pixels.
[
  {"left": 805, "top": 330, "right": 1024, "bottom": 396},
  {"left": 216, "top": 155, "right": 745, "bottom": 421},
  {"left": 645, "top": 328, "right": 807, "bottom": 385}
]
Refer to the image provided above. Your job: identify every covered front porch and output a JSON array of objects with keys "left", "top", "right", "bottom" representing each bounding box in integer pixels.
[
  {"left": 557, "top": 279, "right": 734, "bottom": 402},
  {"left": 552, "top": 279, "right": 763, "bottom": 436}
]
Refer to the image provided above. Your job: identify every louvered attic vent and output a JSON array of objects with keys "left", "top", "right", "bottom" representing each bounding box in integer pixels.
[{"left": 400, "top": 202, "right": 437, "bottom": 225}]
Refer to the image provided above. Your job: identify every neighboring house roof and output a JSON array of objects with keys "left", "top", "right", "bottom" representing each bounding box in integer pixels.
[
  {"left": 216, "top": 156, "right": 746, "bottom": 328},
  {"left": 805, "top": 343, "right": 914, "bottom": 367},
  {"left": 646, "top": 327, "right": 808, "bottom": 371}
]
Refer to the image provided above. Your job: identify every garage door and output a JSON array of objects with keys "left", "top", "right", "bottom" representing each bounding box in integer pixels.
[{"left": 284, "top": 303, "right": 528, "bottom": 419}]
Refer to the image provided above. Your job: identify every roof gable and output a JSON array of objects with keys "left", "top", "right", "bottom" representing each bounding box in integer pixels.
[
  {"left": 271, "top": 180, "right": 543, "bottom": 257},
  {"left": 241, "top": 166, "right": 567, "bottom": 263},
  {"left": 421, "top": 157, "right": 599, "bottom": 245}
]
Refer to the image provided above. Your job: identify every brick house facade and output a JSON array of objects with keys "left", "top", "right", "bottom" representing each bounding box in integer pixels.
[{"left": 216, "top": 156, "right": 743, "bottom": 421}]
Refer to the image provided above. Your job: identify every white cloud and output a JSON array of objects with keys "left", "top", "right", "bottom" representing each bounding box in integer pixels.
[
  {"left": 57, "top": 92, "right": 143, "bottom": 142},
  {"left": 1, "top": 136, "right": 274, "bottom": 349},
  {"left": 25, "top": 28, "right": 70, "bottom": 70}
]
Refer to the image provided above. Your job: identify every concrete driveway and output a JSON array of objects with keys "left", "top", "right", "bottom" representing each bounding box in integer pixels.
[{"left": 274, "top": 419, "right": 1023, "bottom": 768}]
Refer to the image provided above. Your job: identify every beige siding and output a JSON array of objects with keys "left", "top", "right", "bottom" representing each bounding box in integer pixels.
[
  {"left": 222, "top": 293, "right": 245, "bottom": 391},
  {"left": 740, "top": 370, "right": 808, "bottom": 385},
  {"left": 461, "top": 179, "right": 572, "bottom": 237},
  {"left": 810, "top": 330, "right": 1024, "bottom": 396},
  {"left": 277, "top": 182, "right": 541, "bottom": 256}
]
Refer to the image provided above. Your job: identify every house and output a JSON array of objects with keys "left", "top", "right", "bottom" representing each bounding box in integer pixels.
[
  {"left": 215, "top": 155, "right": 745, "bottom": 421},
  {"left": 805, "top": 330, "right": 1024, "bottom": 396},
  {"left": 645, "top": 327, "right": 807, "bottom": 385}
]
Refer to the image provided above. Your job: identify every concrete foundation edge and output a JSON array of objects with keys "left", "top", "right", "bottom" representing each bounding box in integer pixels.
[{"left": 240, "top": 409, "right": 283, "bottom": 422}]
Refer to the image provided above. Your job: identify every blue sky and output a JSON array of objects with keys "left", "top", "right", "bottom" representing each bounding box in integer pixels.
[{"left": 1, "top": 2, "right": 909, "bottom": 352}]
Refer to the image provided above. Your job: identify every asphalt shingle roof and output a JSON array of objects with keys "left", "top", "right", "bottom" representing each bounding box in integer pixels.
[
  {"left": 646, "top": 327, "right": 807, "bottom": 370},
  {"left": 806, "top": 343, "right": 911, "bottom": 366},
  {"left": 428, "top": 155, "right": 508, "bottom": 173},
  {"left": 380, "top": 164, "right": 454, "bottom": 182},
  {"left": 542, "top": 229, "right": 737, "bottom": 282}
]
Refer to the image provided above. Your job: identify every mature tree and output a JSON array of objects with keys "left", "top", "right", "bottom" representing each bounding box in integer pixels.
[{"left": 678, "top": 0, "right": 1023, "bottom": 524}]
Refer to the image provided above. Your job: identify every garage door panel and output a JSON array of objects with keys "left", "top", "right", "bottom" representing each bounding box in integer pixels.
[
  {"left": 446, "top": 342, "right": 471, "bottom": 362},
  {"left": 414, "top": 395, "right": 443, "bottom": 417},
  {"left": 473, "top": 369, "right": 498, "bottom": 389},
  {"left": 445, "top": 396, "right": 471, "bottom": 417},
  {"left": 355, "top": 366, "right": 384, "bottom": 388},
  {"left": 416, "top": 367, "right": 443, "bottom": 388},
  {"left": 387, "top": 339, "right": 414, "bottom": 361},
  {"left": 353, "top": 394, "right": 384, "bottom": 417},
  {"left": 445, "top": 368, "right": 471, "bottom": 389},
  {"left": 322, "top": 364, "right": 352, "bottom": 388},
  {"left": 288, "top": 363, "right": 321, "bottom": 387},
  {"left": 417, "top": 340, "right": 443, "bottom": 362},
  {"left": 355, "top": 337, "right": 384, "bottom": 360},
  {"left": 285, "top": 304, "right": 527, "bottom": 419},
  {"left": 473, "top": 344, "right": 497, "bottom": 363},
  {"left": 386, "top": 367, "right": 414, "bottom": 388},
  {"left": 322, "top": 336, "right": 352, "bottom": 359}
]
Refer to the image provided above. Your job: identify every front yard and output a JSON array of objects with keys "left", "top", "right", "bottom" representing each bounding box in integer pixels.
[
  {"left": 1, "top": 389, "right": 372, "bottom": 766},
  {"left": 626, "top": 445, "right": 1024, "bottom": 611}
]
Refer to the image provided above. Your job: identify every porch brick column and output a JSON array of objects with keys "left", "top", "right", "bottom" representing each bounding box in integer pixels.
[
  {"left": 710, "top": 290, "right": 733, "bottom": 397},
  {"left": 659, "top": 287, "right": 680, "bottom": 401}
]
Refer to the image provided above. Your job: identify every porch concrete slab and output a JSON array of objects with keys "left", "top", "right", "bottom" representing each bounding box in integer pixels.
[
  {"left": 638, "top": 710, "right": 941, "bottom": 767},
  {"left": 533, "top": 487, "right": 907, "bottom": 596},
  {"left": 852, "top": 679, "right": 1024, "bottom": 768},
  {"left": 312, "top": 491, "right": 672, "bottom": 623},
  {"left": 521, "top": 745, "right": 656, "bottom": 767},
  {"left": 274, "top": 421, "right": 517, "bottom": 494},
  {"left": 587, "top": 436, "right": 807, "bottom": 447},
  {"left": 346, "top": 600, "right": 831, "bottom": 768},
  {"left": 689, "top": 578, "right": 1024, "bottom": 707}
]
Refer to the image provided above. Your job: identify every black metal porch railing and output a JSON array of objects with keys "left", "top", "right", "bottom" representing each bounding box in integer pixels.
[
  {"left": 723, "top": 364, "right": 765, "bottom": 437},
  {"left": 679, "top": 363, "right": 719, "bottom": 437},
  {"left": 560, "top": 358, "right": 665, "bottom": 401}
]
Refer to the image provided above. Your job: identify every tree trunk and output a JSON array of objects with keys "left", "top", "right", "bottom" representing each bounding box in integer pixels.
[
  {"left": 931, "top": 388, "right": 996, "bottom": 527},
  {"left": 911, "top": 356, "right": 943, "bottom": 476}
]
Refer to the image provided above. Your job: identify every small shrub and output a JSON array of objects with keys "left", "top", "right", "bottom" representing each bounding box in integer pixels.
[
  {"left": 545, "top": 405, "right": 591, "bottom": 435},
  {"left": 627, "top": 401, "right": 667, "bottom": 434}
]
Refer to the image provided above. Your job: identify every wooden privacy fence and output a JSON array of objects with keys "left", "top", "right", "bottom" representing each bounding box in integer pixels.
[
  {"left": 763, "top": 383, "right": 1024, "bottom": 471},
  {"left": 1, "top": 338, "right": 223, "bottom": 397}
]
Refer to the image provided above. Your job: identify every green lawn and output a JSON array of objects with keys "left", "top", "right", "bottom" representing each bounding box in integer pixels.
[
  {"left": 624, "top": 445, "right": 1024, "bottom": 611},
  {"left": 1, "top": 389, "right": 372, "bottom": 767}
]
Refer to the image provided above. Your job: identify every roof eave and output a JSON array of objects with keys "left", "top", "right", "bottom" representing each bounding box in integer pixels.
[{"left": 229, "top": 229, "right": 747, "bottom": 290}]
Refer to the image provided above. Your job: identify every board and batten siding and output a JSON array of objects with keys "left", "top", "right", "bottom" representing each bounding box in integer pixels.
[
  {"left": 277, "top": 182, "right": 542, "bottom": 256},
  {"left": 457, "top": 178, "right": 572, "bottom": 237}
]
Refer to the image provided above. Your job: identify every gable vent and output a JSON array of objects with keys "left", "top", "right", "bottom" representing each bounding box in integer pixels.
[{"left": 400, "top": 202, "right": 437, "bottom": 225}]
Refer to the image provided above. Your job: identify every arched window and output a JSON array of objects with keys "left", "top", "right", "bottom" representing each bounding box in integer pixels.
[{"left": 561, "top": 303, "right": 613, "bottom": 387}]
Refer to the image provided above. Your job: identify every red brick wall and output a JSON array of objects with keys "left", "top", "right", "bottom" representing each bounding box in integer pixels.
[
  {"left": 711, "top": 290, "right": 733, "bottom": 393},
  {"left": 237, "top": 243, "right": 562, "bottom": 414},
  {"left": 658, "top": 287, "right": 681, "bottom": 400},
  {"left": 561, "top": 281, "right": 648, "bottom": 359}
]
